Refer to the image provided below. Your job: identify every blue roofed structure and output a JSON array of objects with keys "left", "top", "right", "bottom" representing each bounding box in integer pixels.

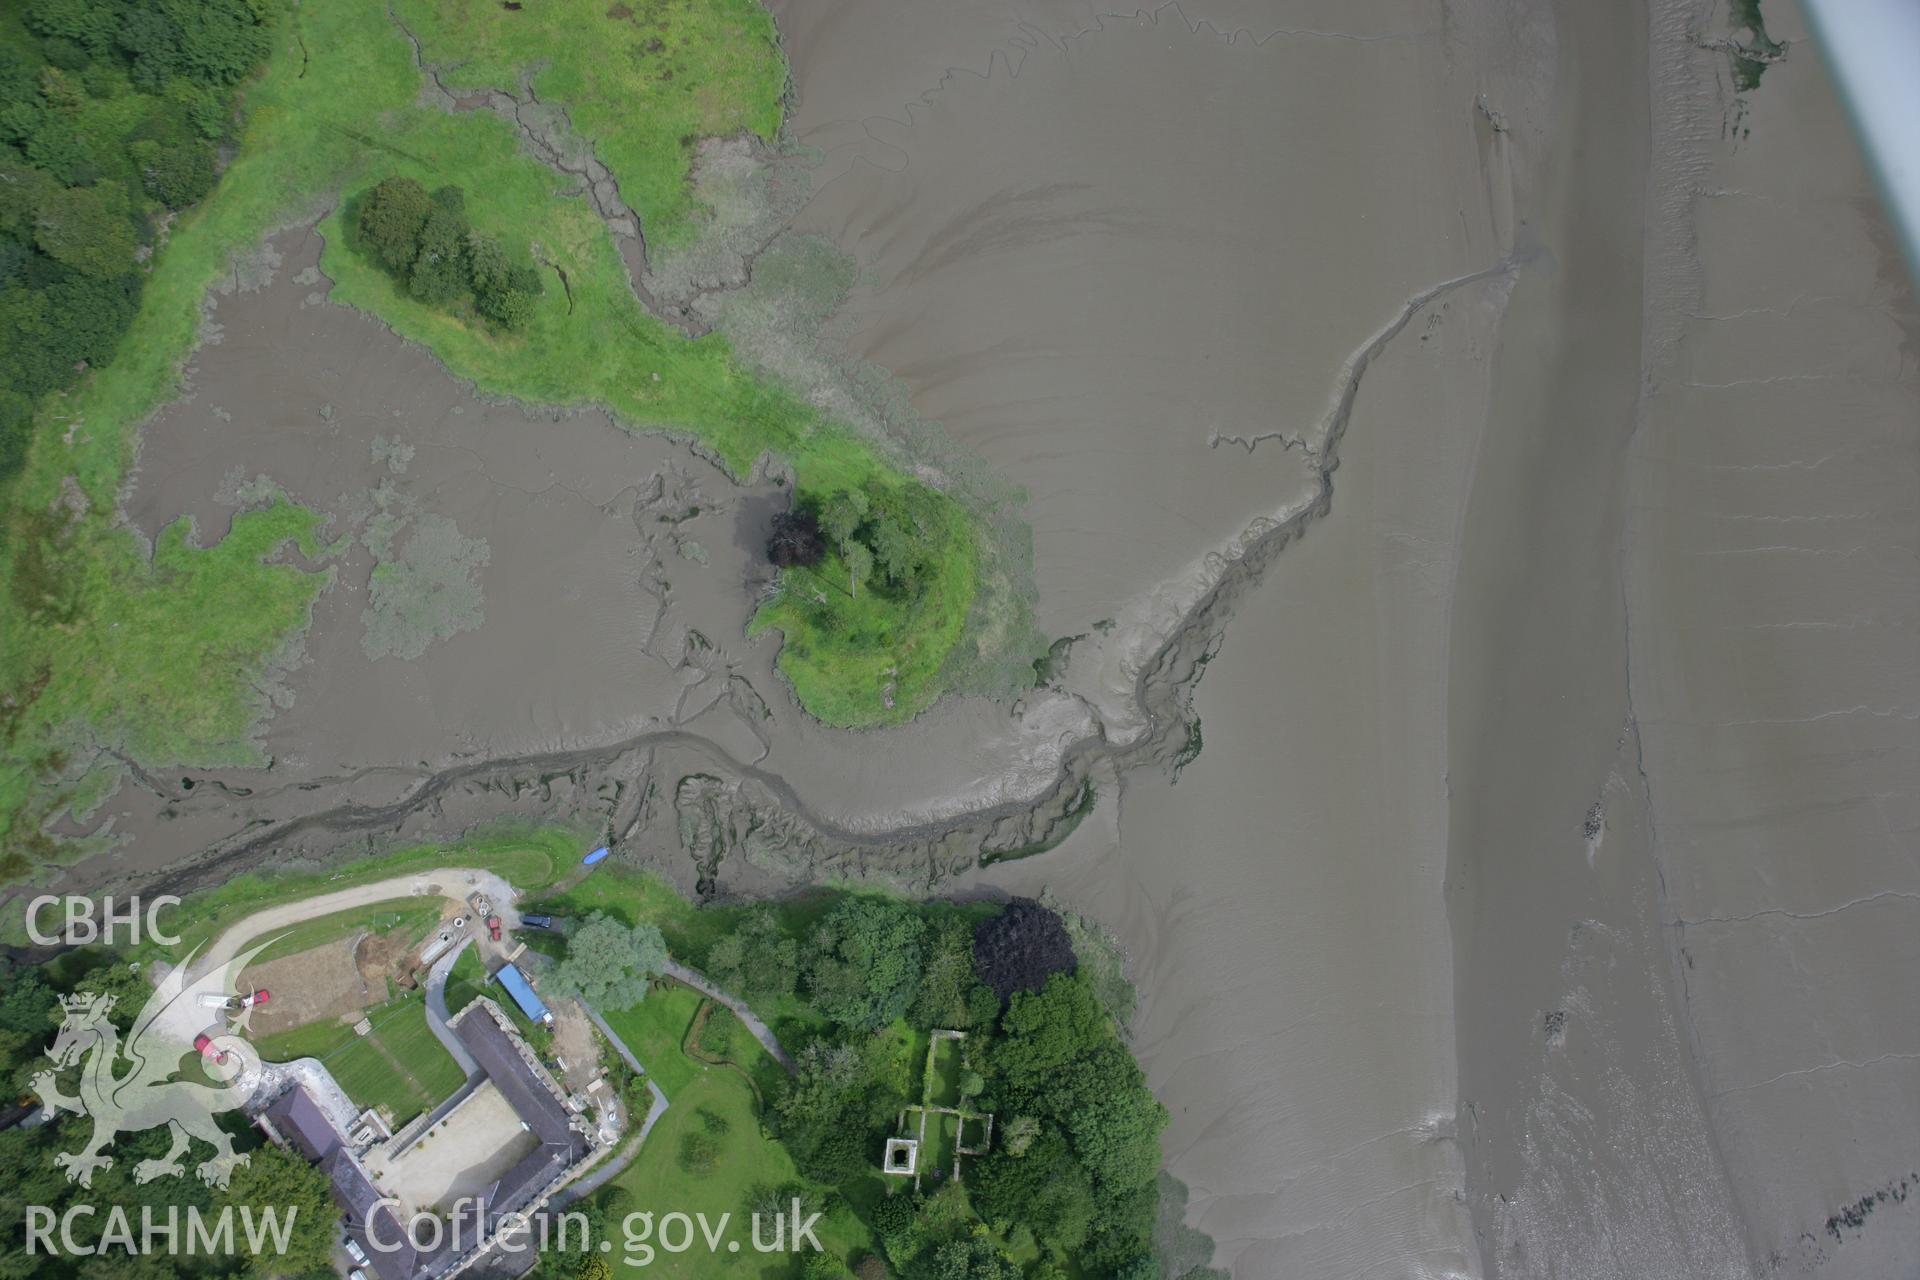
[{"left": 493, "top": 961, "right": 554, "bottom": 1026}]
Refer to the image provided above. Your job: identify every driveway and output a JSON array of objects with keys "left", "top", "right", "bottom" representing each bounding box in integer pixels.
[
  {"left": 424, "top": 933, "right": 480, "bottom": 1077},
  {"left": 155, "top": 867, "right": 520, "bottom": 1046}
]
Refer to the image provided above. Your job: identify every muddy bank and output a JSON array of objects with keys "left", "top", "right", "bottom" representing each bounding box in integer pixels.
[
  {"left": 1449, "top": 0, "right": 1920, "bottom": 1275},
  {"left": 1443, "top": 0, "right": 1756, "bottom": 1273},
  {"left": 1623, "top": 0, "right": 1920, "bottom": 1270}
]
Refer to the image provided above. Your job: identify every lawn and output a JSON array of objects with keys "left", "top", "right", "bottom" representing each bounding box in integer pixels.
[
  {"left": 2, "top": 0, "right": 987, "bottom": 877},
  {"left": 598, "top": 994, "right": 875, "bottom": 1276},
  {"left": 248, "top": 899, "right": 442, "bottom": 966},
  {"left": 252, "top": 990, "right": 465, "bottom": 1127},
  {"left": 917, "top": 1109, "right": 960, "bottom": 1187},
  {"left": 927, "top": 1034, "right": 965, "bottom": 1109},
  {"left": 599, "top": 981, "right": 707, "bottom": 1097},
  {"left": 388, "top": 0, "right": 786, "bottom": 250},
  {"left": 440, "top": 943, "right": 489, "bottom": 1017}
]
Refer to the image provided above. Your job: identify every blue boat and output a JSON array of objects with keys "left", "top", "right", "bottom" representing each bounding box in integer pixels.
[
  {"left": 493, "top": 962, "right": 553, "bottom": 1026},
  {"left": 582, "top": 846, "right": 610, "bottom": 866}
]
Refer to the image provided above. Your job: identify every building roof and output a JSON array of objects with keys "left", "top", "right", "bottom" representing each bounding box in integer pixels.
[
  {"left": 491, "top": 963, "right": 551, "bottom": 1025},
  {"left": 451, "top": 1007, "right": 591, "bottom": 1240},
  {"left": 264, "top": 1005, "right": 590, "bottom": 1279},
  {"left": 455, "top": 1009, "right": 585, "bottom": 1153},
  {"left": 263, "top": 1085, "right": 340, "bottom": 1163}
]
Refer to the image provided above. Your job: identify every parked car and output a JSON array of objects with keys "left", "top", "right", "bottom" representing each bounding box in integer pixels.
[
  {"left": 195, "top": 988, "right": 268, "bottom": 1011},
  {"left": 520, "top": 913, "right": 555, "bottom": 930},
  {"left": 487, "top": 915, "right": 502, "bottom": 942}
]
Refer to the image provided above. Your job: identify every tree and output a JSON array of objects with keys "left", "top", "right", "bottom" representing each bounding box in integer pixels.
[
  {"left": 217, "top": 1144, "right": 337, "bottom": 1277},
  {"left": 772, "top": 1038, "right": 904, "bottom": 1184},
  {"left": 989, "top": 975, "right": 1110, "bottom": 1099},
  {"left": 71, "top": 958, "right": 155, "bottom": 1029},
  {"left": 971, "top": 899, "right": 1077, "bottom": 1005},
  {"left": 910, "top": 919, "right": 976, "bottom": 1030},
  {"left": 574, "top": 1257, "right": 613, "bottom": 1280},
  {"left": 970, "top": 1130, "right": 1094, "bottom": 1251},
  {"left": 1000, "top": 1114, "right": 1039, "bottom": 1157},
  {"left": 841, "top": 541, "right": 873, "bottom": 600},
  {"left": 1064, "top": 1074, "right": 1166, "bottom": 1193},
  {"left": 870, "top": 1192, "right": 914, "bottom": 1238},
  {"left": 817, "top": 488, "right": 869, "bottom": 551},
  {"left": 469, "top": 232, "right": 541, "bottom": 330},
  {"left": 408, "top": 202, "right": 471, "bottom": 306},
  {"left": 486, "top": 286, "right": 537, "bottom": 332},
  {"left": 0, "top": 390, "right": 34, "bottom": 486},
  {"left": 24, "top": 0, "right": 118, "bottom": 50},
  {"left": 547, "top": 912, "right": 668, "bottom": 1011},
  {"left": 804, "top": 898, "right": 927, "bottom": 1032},
  {"left": 133, "top": 139, "right": 215, "bottom": 208},
  {"left": 766, "top": 509, "right": 825, "bottom": 568},
  {"left": 706, "top": 907, "right": 798, "bottom": 1003},
  {"left": 678, "top": 1130, "right": 720, "bottom": 1175},
  {"left": 181, "top": 0, "right": 274, "bottom": 85},
  {"left": 864, "top": 502, "right": 924, "bottom": 588},
  {"left": 356, "top": 175, "right": 432, "bottom": 275},
  {"left": 915, "top": 1237, "right": 1020, "bottom": 1280},
  {"left": 34, "top": 181, "right": 138, "bottom": 277}
]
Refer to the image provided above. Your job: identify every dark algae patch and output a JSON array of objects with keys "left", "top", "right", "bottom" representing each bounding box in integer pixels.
[{"left": 1726, "top": 0, "right": 1787, "bottom": 93}]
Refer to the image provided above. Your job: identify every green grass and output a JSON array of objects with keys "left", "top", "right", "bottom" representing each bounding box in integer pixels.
[
  {"left": 389, "top": 0, "right": 786, "bottom": 250},
  {"left": 0, "top": 500, "right": 333, "bottom": 878},
  {"left": 1, "top": 0, "right": 983, "bottom": 868},
  {"left": 600, "top": 994, "right": 875, "bottom": 1276},
  {"left": 927, "top": 1035, "right": 964, "bottom": 1109},
  {"left": 251, "top": 989, "right": 465, "bottom": 1127},
  {"left": 599, "top": 981, "right": 707, "bottom": 1096},
  {"left": 920, "top": 1109, "right": 960, "bottom": 1185},
  {"left": 103, "top": 828, "right": 578, "bottom": 959},
  {"left": 441, "top": 943, "right": 489, "bottom": 1017},
  {"left": 749, "top": 486, "right": 980, "bottom": 726},
  {"left": 247, "top": 898, "right": 441, "bottom": 965}
]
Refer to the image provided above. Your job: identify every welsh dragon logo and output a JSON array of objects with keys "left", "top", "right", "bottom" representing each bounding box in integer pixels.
[{"left": 31, "top": 939, "right": 279, "bottom": 1190}]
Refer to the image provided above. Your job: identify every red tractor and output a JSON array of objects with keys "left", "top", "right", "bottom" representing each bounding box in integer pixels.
[
  {"left": 487, "top": 915, "right": 502, "bottom": 942},
  {"left": 193, "top": 1033, "right": 229, "bottom": 1065}
]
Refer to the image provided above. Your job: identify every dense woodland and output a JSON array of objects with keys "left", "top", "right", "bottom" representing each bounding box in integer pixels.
[
  {"left": 0, "top": 890, "right": 1188, "bottom": 1280},
  {"left": 768, "top": 480, "right": 950, "bottom": 603},
  {"left": 697, "top": 895, "right": 1175, "bottom": 1280},
  {"left": 0, "top": 0, "right": 277, "bottom": 488},
  {"left": 0, "top": 953, "right": 338, "bottom": 1280}
]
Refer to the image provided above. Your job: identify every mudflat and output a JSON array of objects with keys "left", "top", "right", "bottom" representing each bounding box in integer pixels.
[{"left": 37, "top": 0, "right": 1920, "bottom": 1275}]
